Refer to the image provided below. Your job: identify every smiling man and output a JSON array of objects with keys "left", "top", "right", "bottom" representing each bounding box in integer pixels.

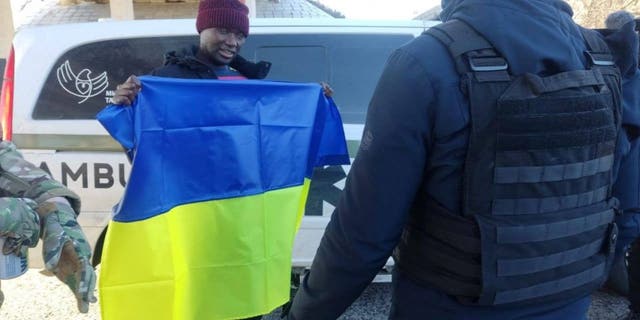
[
  {"left": 108, "top": 2, "right": 272, "bottom": 319},
  {"left": 195, "top": 2, "right": 248, "bottom": 72},
  {"left": 112, "top": 0, "right": 271, "bottom": 105},
  {"left": 152, "top": 0, "right": 255, "bottom": 80}
]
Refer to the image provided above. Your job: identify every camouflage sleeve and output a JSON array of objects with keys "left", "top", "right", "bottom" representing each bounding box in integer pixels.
[
  {"left": 37, "top": 198, "right": 96, "bottom": 313},
  {"left": 0, "top": 197, "right": 40, "bottom": 256},
  {"left": 0, "top": 141, "right": 81, "bottom": 214},
  {"left": 37, "top": 198, "right": 91, "bottom": 269},
  {"left": 0, "top": 141, "right": 95, "bottom": 312}
]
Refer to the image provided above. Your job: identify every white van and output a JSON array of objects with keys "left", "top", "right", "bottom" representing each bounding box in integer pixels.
[{"left": 2, "top": 18, "right": 436, "bottom": 271}]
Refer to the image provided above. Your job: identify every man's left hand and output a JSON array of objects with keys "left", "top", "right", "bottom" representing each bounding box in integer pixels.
[{"left": 321, "top": 82, "right": 334, "bottom": 97}]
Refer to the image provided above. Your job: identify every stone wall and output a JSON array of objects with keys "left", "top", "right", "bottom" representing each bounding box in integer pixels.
[{"left": 566, "top": 0, "right": 640, "bottom": 28}]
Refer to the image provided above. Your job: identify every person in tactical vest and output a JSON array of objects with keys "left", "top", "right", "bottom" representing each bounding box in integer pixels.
[
  {"left": 286, "top": 1, "right": 640, "bottom": 319},
  {"left": 603, "top": 10, "right": 640, "bottom": 320},
  {"left": 0, "top": 140, "right": 96, "bottom": 313},
  {"left": 600, "top": 8, "right": 640, "bottom": 298}
]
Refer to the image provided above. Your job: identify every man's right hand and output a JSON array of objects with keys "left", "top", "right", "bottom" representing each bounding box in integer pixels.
[
  {"left": 38, "top": 199, "right": 96, "bottom": 313},
  {"left": 111, "top": 75, "right": 142, "bottom": 106}
]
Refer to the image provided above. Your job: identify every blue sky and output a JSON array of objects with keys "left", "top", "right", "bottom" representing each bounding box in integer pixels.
[{"left": 317, "top": 0, "right": 441, "bottom": 19}]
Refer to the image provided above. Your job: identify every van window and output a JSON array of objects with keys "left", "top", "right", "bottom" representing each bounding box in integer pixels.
[
  {"left": 33, "top": 33, "right": 414, "bottom": 124},
  {"left": 32, "top": 36, "right": 196, "bottom": 120},
  {"left": 246, "top": 34, "right": 415, "bottom": 124},
  {"left": 257, "top": 46, "right": 329, "bottom": 83}
]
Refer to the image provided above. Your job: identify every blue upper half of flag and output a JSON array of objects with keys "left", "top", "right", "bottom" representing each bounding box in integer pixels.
[{"left": 97, "top": 76, "right": 349, "bottom": 222}]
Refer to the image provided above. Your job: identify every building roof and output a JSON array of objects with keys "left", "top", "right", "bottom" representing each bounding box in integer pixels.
[
  {"left": 17, "top": 0, "right": 332, "bottom": 28},
  {"left": 257, "top": 0, "right": 332, "bottom": 18}
]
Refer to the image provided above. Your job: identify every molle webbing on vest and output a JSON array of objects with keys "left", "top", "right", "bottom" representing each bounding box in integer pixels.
[
  {"left": 394, "top": 20, "right": 622, "bottom": 306},
  {"left": 493, "top": 155, "right": 614, "bottom": 184},
  {"left": 496, "top": 208, "right": 614, "bottom": 243},
  {"left": 492, "top": 94, "right": 615, "bottom": 215},
  {"left": 396, "top": 199, "right": 482, "bottom": 298}
]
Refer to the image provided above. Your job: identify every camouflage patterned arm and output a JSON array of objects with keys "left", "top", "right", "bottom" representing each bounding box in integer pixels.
[
  {"left": 0, "top": 141, "right": 94, "bottom": 311},
  {"left": 0, "top": 141, "right": 81, "bottom": 214},
  {"left": 37, "top": 198, "right": 96, "bottom": 313},
  {"left": 0, "top": 197, "right": 40, "bottom": 257}
]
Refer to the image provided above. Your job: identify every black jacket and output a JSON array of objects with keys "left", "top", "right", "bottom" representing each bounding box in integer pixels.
[
  {"left": 288, "top": 1, "right": 640, "bottom": 319},
  {"left": 150, "top": 46, "right": 271, "bottom": 79}
]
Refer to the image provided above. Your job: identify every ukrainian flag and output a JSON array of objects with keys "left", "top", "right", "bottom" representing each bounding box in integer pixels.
[{"left": 96, "top": 76, "right": 349, "bottom": 320}]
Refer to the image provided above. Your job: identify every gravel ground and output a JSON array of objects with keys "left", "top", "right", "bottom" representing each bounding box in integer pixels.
[
  {"left": 0, "top": 268, "right": 101, "bottom": 320},
  {"left": 0, "top": 268, "right": 631, "bottom": 320}
]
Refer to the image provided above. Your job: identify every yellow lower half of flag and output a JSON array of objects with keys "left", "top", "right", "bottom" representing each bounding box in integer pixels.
[{"left": 99, "top": 181, "right": 310, "bottom": 320}]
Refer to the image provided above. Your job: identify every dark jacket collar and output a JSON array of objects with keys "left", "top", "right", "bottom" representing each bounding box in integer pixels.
[{"left": 162, "top": 45, "right": 272, "bottom": 79}]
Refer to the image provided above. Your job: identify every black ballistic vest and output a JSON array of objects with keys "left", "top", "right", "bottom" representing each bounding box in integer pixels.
[{"left": 393, "top": 20, "right": 622, "bottom": 306}]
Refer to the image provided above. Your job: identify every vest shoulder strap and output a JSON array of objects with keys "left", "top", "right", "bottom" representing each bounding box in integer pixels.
[
  {"left": 580, "top": 27, "right": 616, "bottom": 67},
  {"left": 425, "top": 19, "right": 509, "bottom": 81}
]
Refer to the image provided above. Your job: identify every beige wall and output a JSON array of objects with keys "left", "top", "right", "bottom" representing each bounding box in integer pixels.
[
  {"left": 0, "top": 0, "right": 15, "bottom": 59},
  {"left": 110, "top": 0, "right": 135, "bottom": 20},
  {"left": 239, "top": 0, "right": 256, "bottom": 18}
]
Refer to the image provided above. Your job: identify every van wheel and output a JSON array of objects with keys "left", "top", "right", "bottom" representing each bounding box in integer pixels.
[{"left": 92, "top": 226, "right": 108, "bottom": 267}]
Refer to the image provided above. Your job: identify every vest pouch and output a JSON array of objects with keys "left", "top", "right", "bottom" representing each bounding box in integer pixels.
[
  {"left": 394, "top": 201, "right": 483, "bottom": 300},
  {"left": 473, "top": 200, "right": 616, "bottom": 306}
]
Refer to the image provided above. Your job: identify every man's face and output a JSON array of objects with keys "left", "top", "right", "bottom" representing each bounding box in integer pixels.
[{"left": 199, "top": 27, "right": 247, "bottom": 66}]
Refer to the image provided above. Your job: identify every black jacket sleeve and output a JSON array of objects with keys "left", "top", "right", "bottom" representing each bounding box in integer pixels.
[{"left": 289, "top": 48, "right": 435, "bottom": 319}]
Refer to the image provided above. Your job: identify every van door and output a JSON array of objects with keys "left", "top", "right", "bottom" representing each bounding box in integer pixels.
[{"left": 239, "top": 32, "right": 415, "bottom": 266}]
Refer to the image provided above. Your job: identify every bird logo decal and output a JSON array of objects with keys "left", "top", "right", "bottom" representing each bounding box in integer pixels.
[{"left": 56, "top": 60, "right": 109, "bottom": 104}]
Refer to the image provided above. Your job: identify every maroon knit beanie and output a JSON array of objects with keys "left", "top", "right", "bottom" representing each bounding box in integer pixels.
[{"left": 196, "top": 0, "right": 249, "bottom": 36}]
